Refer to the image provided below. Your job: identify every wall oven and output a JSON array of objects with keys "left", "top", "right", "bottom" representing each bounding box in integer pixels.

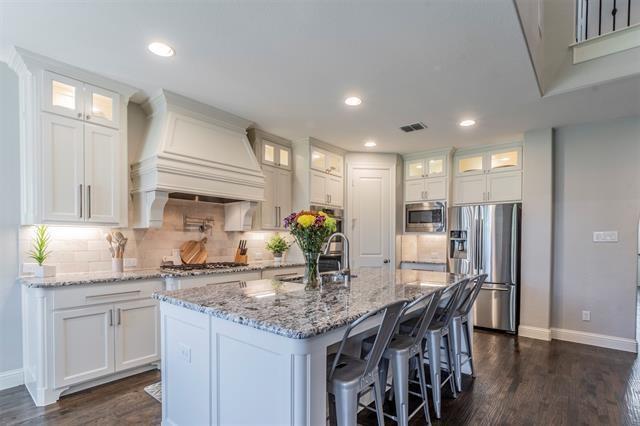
[{"left": 405, "top": 202, "right": 446, "bottom": 232}]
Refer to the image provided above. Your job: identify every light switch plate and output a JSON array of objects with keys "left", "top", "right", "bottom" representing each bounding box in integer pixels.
[
  {"left": 593, "top": 231, "right": 618, "bottom": 243},
  {"left": 582, "top": 310, "right": 591, "bottom": 321}
]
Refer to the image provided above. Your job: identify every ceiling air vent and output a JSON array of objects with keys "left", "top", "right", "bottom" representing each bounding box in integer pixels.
[{"left": 400, "top": 122, "right": 428, "bottom": 133}]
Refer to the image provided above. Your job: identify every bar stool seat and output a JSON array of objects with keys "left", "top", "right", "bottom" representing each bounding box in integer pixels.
[{"left": 326, "top": 353, "right": 370, "bottom": 393}]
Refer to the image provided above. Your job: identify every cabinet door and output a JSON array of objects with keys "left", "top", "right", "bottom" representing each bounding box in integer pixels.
[
  {"left": 426, "top": 155, "right": 446, "bottom": 178},
  {"left": 84, "top": 84, "right": 121, "bottom": 129},
  {"left": 54, "top": 305, "right": 115, "bottom": 387},
  {"left": 42, "top": 71, "right": 84, "bottom": 120},
  {"left": 310, "top": 148, "right": 327, "bottom": 172},
  {"left": 487, "top": 171, "right": 522, "bottom": 202},
  {"left": 327, "top": 176, "right": 343, "bottom": 207},
  {"left": 405, "top": 159, "right": 425, "bottom": 180},
  {"left": 404, "top": 179, "right": 426, "bottom": 202},
  {"left": 453, "top": 175, "right": 486, "bottom": 205},
  {"left": 260, "top": 166, "right": 278, "bottom": 229},
  {"left": 114, "top": 299, "right": 160, "bottom": 372},
  {"left": 262, "top": 142, "right": 277, "bottom": 167},
  {"left": 424, "top": 177, "right": 447, "bottom": 200},
  {"left": 488, "top": 147, "right": 522, "bottom": 173},
  {"left": 310, "top": 171, "right": 327, "bottom": 205},
  {"left": 326, "top": 152, "right": 343, "bottom": 177},
  {"left": 276, "top": 145, "right": 292, "bottom": 170},
  {"left": 276, "top": 169, "right": 292, "bottom": 228},
  {"left": 84, "top": 123, "right": 121, "bottom": 224},
  {"left": 42, "top": 113, "right": 85, "bottom": 222},
  {"left": 455, "top": 153, "right": 485, "bottom": 176}
]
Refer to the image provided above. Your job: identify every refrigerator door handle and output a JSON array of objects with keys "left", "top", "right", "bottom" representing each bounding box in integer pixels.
[{"left": 479, "top": 218, "right": 484, "bottom": 272}]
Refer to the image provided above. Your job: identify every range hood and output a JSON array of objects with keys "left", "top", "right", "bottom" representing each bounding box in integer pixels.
[{"left": 130, "top": 90, "right": 264, "bottom": 228}]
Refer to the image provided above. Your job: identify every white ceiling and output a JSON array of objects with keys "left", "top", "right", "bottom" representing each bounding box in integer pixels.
[{"left": 1, "top": 1, "right": 638, "bottom": 154}]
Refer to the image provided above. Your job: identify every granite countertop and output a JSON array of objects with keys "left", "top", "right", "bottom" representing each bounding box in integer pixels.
[
  {"left": 401, "top": 260, "right": 447, "bottom": 265},
  {"left": 20, "top": 260, "right": 305, "bottom": 288},
  {"left": 153, "top": 268, "right": 469, "bottom": 339}
]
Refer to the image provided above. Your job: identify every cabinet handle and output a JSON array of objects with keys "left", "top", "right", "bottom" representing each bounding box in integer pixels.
[
  {"left": 87, "top": 185, "right": 91, "bottom": 219},
  {"left": 79, "top": 184, "right": 83, "bottom": 218},
  {"left": 487, "top": 191, "right": 490, "bottom": 201},
  {"left": 77, "top": 112, "right": 82, "bottom": 118},
  {"left": 108, "top": 309, "right": 113, "bottom": 326},
  {"left": 86, "top": 114, "right": 91, "bottom": 120},
  {"left": 117, "top": 308, "right": 121, "bottom": 326}
]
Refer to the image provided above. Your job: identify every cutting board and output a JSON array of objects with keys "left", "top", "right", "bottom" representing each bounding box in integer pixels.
[{"left": 180, "top": 237, "right": 208, "bottom": 264}]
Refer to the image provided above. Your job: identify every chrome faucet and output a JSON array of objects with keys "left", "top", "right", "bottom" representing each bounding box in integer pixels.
[{"left": 316, "top": 232, "right": 351, "bottom": 283}]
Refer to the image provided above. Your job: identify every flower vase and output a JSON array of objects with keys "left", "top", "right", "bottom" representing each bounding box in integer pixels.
[{"left": 303, "top": 251, "right": 320, "bottom": 290}]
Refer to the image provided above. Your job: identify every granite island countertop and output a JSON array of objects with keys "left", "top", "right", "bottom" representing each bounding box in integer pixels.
[
  {"left": 153, "top": 268, "right": 469, "bottom": 339},
  {"left": 20, "top": 260, "right": 305, "bottom": 288}
]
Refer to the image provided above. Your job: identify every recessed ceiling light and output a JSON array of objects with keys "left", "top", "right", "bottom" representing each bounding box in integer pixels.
[
  {"left": 344, "top": 96, "right": 362, "bottom": 106},
  {"left": 364, "top": 140, "right": 376, "bottom": 148},
  {"left": 148, "top": 42, "right": 175, "bottom": 57},
  {"left": 459, "top": 119, "right": 476, "bottom": 127}
]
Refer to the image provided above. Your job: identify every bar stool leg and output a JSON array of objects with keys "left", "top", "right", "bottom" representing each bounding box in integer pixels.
[
  {"left": 373, "top": 376, "right": 385, "bottom": 426},
  {"left": 451, "top": 317, "right": 463, "bottom": 392},
  {"left": 426, "top": 332, "right": 442, "bottom": 419},
  {"left": 390, "top": 353, "right": 410, "bottom": 426},
  {"left": 415, "top": 350, "right": 432, "bottom": 425},
  {"left": 334, "top": 390, "right": 358, "bottom": 426},
  {"left": 443, "top": 334, "right": 457, "bottom": 398},
  {"left": 463, "top": 318, "right": 476, "bottom": 377}
]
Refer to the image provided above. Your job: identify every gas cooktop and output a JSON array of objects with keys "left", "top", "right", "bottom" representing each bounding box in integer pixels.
[{"left": 161, "top": 262, "right": 249, "bottom": 272}]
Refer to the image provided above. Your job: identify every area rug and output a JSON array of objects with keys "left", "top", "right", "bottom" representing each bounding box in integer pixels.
[{"left": 144, "top": 381, "right": 162, "bottom": 403}]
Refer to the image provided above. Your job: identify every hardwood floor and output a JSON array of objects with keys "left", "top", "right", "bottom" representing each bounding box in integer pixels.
[{"left": 1, "top": 330, "right": 638, "bottom": 425}]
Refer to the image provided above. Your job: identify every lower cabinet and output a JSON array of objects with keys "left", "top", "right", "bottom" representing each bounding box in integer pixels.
[{"left": 114, "top": 299, "right": 160, "bottom": 372}]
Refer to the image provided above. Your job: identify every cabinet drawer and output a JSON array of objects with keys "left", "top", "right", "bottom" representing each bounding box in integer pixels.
[
  {"left": 52, "top": 279, "right": 164, "bottom": 310},
  {"left": 176, "top": 271, "right": 262, "bottom": 289},
  {"left": 261, "top": 267, "right": 304, "bottom": 280}
]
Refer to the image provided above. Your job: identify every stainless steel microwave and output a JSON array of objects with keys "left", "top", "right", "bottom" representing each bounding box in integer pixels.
[{"left": 405, "top": 202, "right": 446, "bottom": 232}]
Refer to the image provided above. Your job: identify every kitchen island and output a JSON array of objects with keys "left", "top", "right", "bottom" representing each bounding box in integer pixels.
[{"left": 153, "top": 268, "right": 470, "bottom": 426}]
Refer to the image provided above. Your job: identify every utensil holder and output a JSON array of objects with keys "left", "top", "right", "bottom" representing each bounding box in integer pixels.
[
  {"left": 112, "top": 258, "right": 124, "bottom": 273},
  {"left": 234, "top": 249, "right": 248, "bottom": 264}
]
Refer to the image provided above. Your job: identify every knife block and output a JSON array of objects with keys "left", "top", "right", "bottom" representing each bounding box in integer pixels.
[{"left": 234, "top": 249, "right": 248, "bottom": 264}]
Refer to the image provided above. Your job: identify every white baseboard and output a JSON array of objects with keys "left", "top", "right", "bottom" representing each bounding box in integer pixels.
[
  {"left": 551, "top": 328, "right": 638, "bottom": 353},
  {"left": 0, "top": 368, "right": 23, "bottom": 391},
  {"left": 518, "top": 325, "right": 551, "bottom": 341}
]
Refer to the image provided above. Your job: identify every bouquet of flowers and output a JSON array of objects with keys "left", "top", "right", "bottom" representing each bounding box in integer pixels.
[{"left": 283, "top": 210, "right": 337, "bottom": 286}]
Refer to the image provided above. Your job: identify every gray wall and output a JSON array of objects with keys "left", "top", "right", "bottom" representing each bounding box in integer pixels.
[
  {"left": 520, "top": 128, "right": 553, "bottom": 333},
  {"left": 0, "top": 62, "right": 22, "bottom": 373},
  {"left": 552, "top": 116, "right": 640, "bottom": 339}
]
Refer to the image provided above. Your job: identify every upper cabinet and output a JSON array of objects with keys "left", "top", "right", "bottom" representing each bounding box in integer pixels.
[
  {"left": 403, "top": 150, "right": 450, "bottom": 203},
  {"left": 310, "top": 146, "right": 343, "bottom": 177},
  {"left": 248, "top": 128, "right": 292, "bottom": 171},
  {"left": 453, "top": 144, "right": 523, "bottom": 205},
  {"left": 10, "top": 48, "right": 136, "bottom": 226},
  {"left": 405, "top": 154, "right": 446, "bottom": 180}
]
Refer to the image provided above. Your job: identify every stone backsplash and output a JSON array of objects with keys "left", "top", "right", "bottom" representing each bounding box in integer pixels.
[
  {"left": 401, "top": 233, "right": 447, "bottom": 263},
  {"left": 19, "top": 199, "right": 289, "bottom": 274}
]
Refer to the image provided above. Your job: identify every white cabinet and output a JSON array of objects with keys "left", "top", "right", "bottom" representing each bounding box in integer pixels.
[
  {"left": 404, "top": 177, "right": 446, "bottom": 202},
  {"left": 326, "top": 175, "right": 344, "bottom": 207},
  {"left": 452, "top": 144, "right": 523, "bottom": 205},
  {"left": 248, "top": 128, "right": 292, "bottom": 171},
  {"left": 53, "top": 305, "right": 115, "bottom": 388},
  {"left": 403, "top": 151, "right": 449, "bottom": 203},
  {"left": 310, "top": 170, "right": 343, "bottom": 207},
  {"left": 405, "top": 154, "right": 446, "bottom": 180},
  {"left": 114, "top": 299, "right": 160, "bottom": 372},
  {"left": 310, "top": 171, "right": 327, "bottom": 205},
  {"left": 259, "top": 165, "right": 292, "bottom": 230},
  {"left": 11, "top": 51, "right": 134, "bottom": 227},
  {"left": 311, "top": 147, "right": 343, "bottom": 177}
]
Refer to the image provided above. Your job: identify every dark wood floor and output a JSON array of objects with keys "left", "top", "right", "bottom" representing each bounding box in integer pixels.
[{"left": 1, "top": 330, "right": 639, "bottom": 425}]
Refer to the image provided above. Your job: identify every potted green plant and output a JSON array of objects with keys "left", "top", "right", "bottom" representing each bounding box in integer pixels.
[
  {"left": 28, "top": 225, "right": 55, "bottom": 278},
  {"left": 265, "top": 234, "right": 291, "bottom": 265}
]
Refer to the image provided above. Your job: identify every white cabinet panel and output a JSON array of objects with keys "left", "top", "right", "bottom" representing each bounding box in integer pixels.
[
  {"left": 310, "top": 171, "right": 327, "bottom": 205},
  {"left": 405, "top": 159, "right": 425, "bottom": 180},
  {"left": 327, "top": 176, "right": 343, "bottom": 207},
  {"left": 42, "top": 71, "right": 84, "bottom": 120},
  {"left": 261, "top": 166, "right": 278, "bottom": 228},
  {"left": 276, "top": 169, "right": 292, "bottom": 224},
  {"left": 54, "top": 305, "right": 114, "bottom": 387},
  {"left": 42, "top": 113, "right": 85, "bottom": 222},
  {"left": 487, "top": 171, "right": 522, "bottom": 202},
  {"left": 114, "top": 299, "right": 160, "bottom": 372},
  {"left": 310, "top": 147, "right": 343, "bottom": 177},
  {"left": 84, "top": 124, "right": 120, "bottom": 224},
  {"left": 326, "top": 152, "right": 343, "bottom": 177},
  {"left": 424, "top": 177, "right": 447, "bottom": 200},
  {"left": 426, "top": 155, "right": 446, "bottom": 177},
  {"left": 405, "top": 179, "right": 425, "bottom": 202},
  {"left": 310, "top": 148, "right": 326, "bottom": 172},
  {"left": 454, "top": 175, "right": 486, "bottom": 205},
  {"left": 84, "top": 84, "right": 120, "bottom": 129}
]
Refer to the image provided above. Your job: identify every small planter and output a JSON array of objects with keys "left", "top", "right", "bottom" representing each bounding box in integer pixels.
[
  {"left": 273, "top": 253, "right": 284, "bottom": 265},
  {"left": 112, "top": 258, "right": 124, "bottom": 273},
  {"left": 33, "top": 264, "right": 56, "bottom": 278}
]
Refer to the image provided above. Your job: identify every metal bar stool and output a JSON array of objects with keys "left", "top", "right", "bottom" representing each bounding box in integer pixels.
[
  {"left": 451, "top": 274, "right": 487, "bottom": 392},
  {"left": 361, "top": 289, "right": 443, "bottom": 426},
  {"left": 401, "top": 279, "right": 468, "bottom": 419},
  {"left": 327, "top": 300, "right": 407, "bottom": 426}
]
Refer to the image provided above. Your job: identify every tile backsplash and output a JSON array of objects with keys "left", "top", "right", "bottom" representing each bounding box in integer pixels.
[
  {"left": 401, "top": 233, "right": 447, "bottom": 263},
  {"left": 19, "top": 199, "right": 287, "bottom": 274}
]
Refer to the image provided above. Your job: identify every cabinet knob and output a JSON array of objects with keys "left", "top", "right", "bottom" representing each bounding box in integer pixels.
[
  {"left": 86, "top": 115, "right": 91, "bottom": 120},
  {"left": 77, "top": 112, "right": 82, "bottom": 118}
]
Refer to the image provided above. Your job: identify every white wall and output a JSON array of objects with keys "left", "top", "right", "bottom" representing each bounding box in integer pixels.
[
  {"left": 519, "top": 128, "right": 553, "bottom": 339},
  {"left": 552, "top": 116, "right": 640, "bottom": 339},
  {"left": 0, "top": 62, "right": 22, "bottom": 376}
]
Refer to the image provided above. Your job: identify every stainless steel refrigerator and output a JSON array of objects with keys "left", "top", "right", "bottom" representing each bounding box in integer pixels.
[{"left": 448, "top": 203, "right": 521, "bottom": 333}]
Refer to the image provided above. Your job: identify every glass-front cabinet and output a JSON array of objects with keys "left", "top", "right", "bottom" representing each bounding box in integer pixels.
[
  {"left": 454, "top": 146, "right": 522, "bottom": 176},
  {"left": 488, "top": 147, "right": 521, "bottom": 172},
  {"left": 405, "top": 154, "right": 446, "bottom": 180},
  {"left": 455, "top": 153, "right": 484, "bottom": 176},
  {"left": 43, "top": 71, "right": 121, "bottom": 129},
  {"left": 262, "top": 141, "right": 291, "bottom": 170}
]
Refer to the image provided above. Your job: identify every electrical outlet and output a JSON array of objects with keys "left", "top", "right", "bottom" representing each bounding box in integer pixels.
[
  {"left": 179, "top": 343, "right": 191, "bottom": 364},
  {"left": 582, "top": 310, "right": 591, "bottom": 321},
  {"left": 123, "top": 258, "right": 137, "bottom": 268},
  {"left": 593, "top": 231, "right": 618, "bottom": 242}
]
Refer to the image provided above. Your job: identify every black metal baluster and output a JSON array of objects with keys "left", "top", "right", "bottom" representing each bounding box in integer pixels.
[
  {"left": 599, "top": 0, "right": 603, "bottom": 35},
  {"left": 628, "top": 0, "right": 631, "bottom": 27},
  {"left": 612, "top": 0, "right": 617, "bottom": 31}
]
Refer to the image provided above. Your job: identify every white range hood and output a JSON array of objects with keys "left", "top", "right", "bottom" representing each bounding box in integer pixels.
[{"left": 130, "top": 90, "right": 265, "bottom": 228}]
